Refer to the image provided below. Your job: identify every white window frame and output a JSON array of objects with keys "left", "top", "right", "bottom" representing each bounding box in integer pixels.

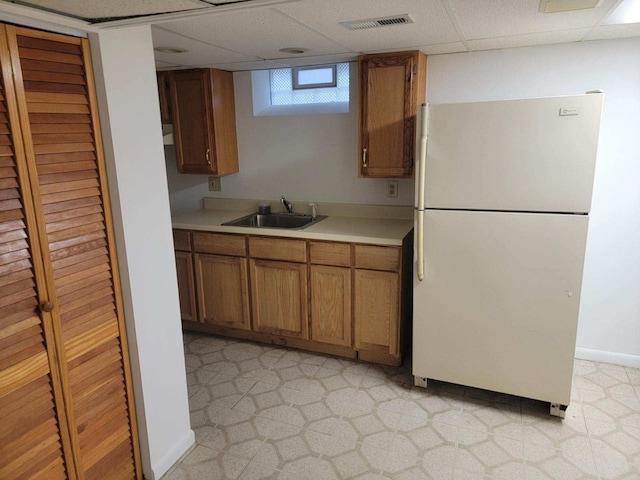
[{"left": 251, "top": 62, "right": 353, "bottom": 117}]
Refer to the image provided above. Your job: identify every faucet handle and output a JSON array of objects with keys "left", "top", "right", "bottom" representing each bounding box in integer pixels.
[{"left": 309, "top": 203, "right": 318, "bottom": 220}]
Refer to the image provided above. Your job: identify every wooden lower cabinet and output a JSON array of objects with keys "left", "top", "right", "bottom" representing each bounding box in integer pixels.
[
  {"left": 195, "top": 253, "right": 250, "bottom": 330},
  {"left": 175, "top": 252, "right": 197, "bottom": 322},
  {"left": 310, "top": 265, "right": 351, "bottom": 347},
  {"left": 354, "top": 269, "right": 400, "bottom": 358},
  {"left": 178, "top": 231, "right": 412, "bottom": 365},
  {"left": 250, "top": 259, "right": 308, "bottom": 339}
]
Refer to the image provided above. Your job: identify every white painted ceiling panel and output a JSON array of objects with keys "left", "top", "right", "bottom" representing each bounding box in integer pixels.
[
  {"left": 277, "top": 0, "right": 460, "bottom": 52},
  {"left": 195, "top": 59, "right": 290, "bottom": 71},
  {"left": 19, "top": 0, "right": 206, "bottom": 19},
  {"left": 152, "top": 27, "right": 258, "bottom": 66},
  {"left": 363, "top": 42, "right": 468, "bottom": 56},
  {"left": 584, "top": 23, "right": 640, "bottom": 40},
  {"left": 159, "top": 7, "right": 351, "bottom": 59},
  {"left": 467, "top": 28, "right": 590, "bottom": 50},
  {"left": 449, "top": 0, "right": 617, "bottom": 39}
]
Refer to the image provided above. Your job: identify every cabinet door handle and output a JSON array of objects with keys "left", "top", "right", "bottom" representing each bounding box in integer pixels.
[
  {"left": 206, "top": 148, "right": 211, "bottom": 166},
  {"left": 362, "top": 148, "right": 368, "bottom": 168}
]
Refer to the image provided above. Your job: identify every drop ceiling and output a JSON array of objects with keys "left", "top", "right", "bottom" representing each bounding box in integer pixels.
[{"left": 6, "top": 0, "right": 640, "bottom": 71}]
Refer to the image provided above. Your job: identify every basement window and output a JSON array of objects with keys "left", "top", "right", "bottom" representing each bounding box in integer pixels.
[{"left": 252, "top": 62, "right": 351, "bottom": 116}]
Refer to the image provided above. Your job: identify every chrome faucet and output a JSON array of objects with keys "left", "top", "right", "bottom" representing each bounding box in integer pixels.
[
  {"left": 309, "top": 203, "right": 318, "bottom": 220},
  {"left": 281, "top": 195, "right": 293, "bottom": 214}
]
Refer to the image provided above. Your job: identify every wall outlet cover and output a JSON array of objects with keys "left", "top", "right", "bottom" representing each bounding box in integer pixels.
[
  {"left": 209, "top": 176, "right": 222, "bottom": 192},
  {"left": 386, "top": 180, "right": 398, "bottom": 198}
]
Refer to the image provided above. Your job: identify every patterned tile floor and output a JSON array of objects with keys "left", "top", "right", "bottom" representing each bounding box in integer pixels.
[{"left": 162, "top": 332, "right": 640, "bottom": 480}]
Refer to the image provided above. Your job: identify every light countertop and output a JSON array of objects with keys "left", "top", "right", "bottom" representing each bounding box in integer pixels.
[{"left": 172, "top": 209, "right": 414, "bottom": 246}]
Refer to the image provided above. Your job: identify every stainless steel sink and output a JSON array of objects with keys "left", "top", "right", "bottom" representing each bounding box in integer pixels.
[{"left": 222, "top": 213, "right": 327, "bottom": 230}]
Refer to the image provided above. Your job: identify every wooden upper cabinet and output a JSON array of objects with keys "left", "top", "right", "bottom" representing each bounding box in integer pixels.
[
  {"left": 169, "top": 68, "right": 239, "bottom": 175},
  {"left": 157, "top": 71, "right": 172, "bottom": 124},
  {"left": 358, "top": 51, "right": 426, "bottom": 179}
]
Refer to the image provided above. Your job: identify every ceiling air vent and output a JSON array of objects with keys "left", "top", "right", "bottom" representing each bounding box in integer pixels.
[{"left": 340, "top": 14, "right": 413, "bottom": 31}]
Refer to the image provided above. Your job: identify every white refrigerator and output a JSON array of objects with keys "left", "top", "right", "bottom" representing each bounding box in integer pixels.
[{"left": 413, "top": 93, "right": 604, "bottom": 417}]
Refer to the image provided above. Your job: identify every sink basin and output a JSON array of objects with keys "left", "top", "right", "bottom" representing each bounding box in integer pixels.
[{"left": 222, "top": 213, "right": 327, "bottom": 230}]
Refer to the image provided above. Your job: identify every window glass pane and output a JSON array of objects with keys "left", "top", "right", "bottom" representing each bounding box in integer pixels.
[
  {"left": 269, "top": 63, "right": 349, "bottom": 106},
  {"left": 297, "top": 67, "right": 334, "bottom": 86}
]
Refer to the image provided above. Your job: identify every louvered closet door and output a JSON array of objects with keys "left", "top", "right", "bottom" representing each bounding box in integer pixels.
[
  {"left": 7, "top": 26, "right": 141, "bottom": 480},
  {"left": 0, "top": 26, "right": 72, "bottom": 480}
]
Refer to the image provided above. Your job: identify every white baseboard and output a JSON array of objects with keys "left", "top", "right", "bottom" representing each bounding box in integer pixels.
[
  {"left": 575, "top": 347, "right": 640, "bottom": 369},
  {"left": 150, "top": 429, "right": 195, "bottom": 480}
]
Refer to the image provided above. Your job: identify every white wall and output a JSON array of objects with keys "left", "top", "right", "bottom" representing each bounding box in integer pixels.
[
  {"left": 426, "top": 38, "right": 640, "bottom": 366},
  {"left": 165, "top": 66, "right": 415, "bottom": 214},
  {"left": 89, "top": 26, "right": 194, "bottom": 479}
]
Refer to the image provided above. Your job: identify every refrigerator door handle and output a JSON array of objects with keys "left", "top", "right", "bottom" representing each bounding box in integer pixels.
[{"left": 417, "top": 103, "right": 428, "bottom": 281}]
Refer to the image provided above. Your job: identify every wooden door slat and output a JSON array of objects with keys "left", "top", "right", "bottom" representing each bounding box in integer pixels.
[
  {"left": 0, "top": 315, "right": 40, "bottom": 342},
  {"left": 23, "top": 81, "right": 87, "bottom": 95},
  {"left": 33, "top": 133, "right": 94, "bottom": 146},
  {"left": 20, "top": 58, "right": 84, "bottom": 75},
  {"left": 18, "top": 48, "right": 83, "bottom": 66},
  {"left": 47, "top": 220, "right": 104, "bottom": 243},
  {"left": 34, "top": 142, "right": 95, "bottom": 155},
  {"left": 0, "top": 350, "right": 49, "bottom": 399},
  {"left": 26, "top": 92, "right": 87, "bottom": 105},
  {"left": 44, "top": 203, "right": 102, "bottom": 224}
]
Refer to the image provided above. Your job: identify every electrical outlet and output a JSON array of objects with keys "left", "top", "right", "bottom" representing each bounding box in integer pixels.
[
  {"left": 208, "top": 176, "right": 221, "bottom": 192},
  {"left": 386, "top": 180, "right": 398, "bottom": 198}
]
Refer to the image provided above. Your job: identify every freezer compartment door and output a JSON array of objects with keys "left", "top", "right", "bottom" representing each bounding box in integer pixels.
[
  {"left": 426, "top": 93, "right": 603, "bottom": 213},
  {"left": 413, "top": 210, "right": 589, "bottom": 405}
]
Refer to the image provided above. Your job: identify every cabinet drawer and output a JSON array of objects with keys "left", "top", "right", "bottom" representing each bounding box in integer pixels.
[
  {"left": 249, "top": 237, "right": 306, "bottom": 263},
  {"left": 193, "top": 232, "right": 246, "bottom": 256},
  {"left": 173, "top": 230, "right": 192, "bottom": 251},
  {"left": 309, "top": 241, "right": 351, "bottom": 267},
  {"left": 354, "top": 245, "right": 400, "bottom": 272}
]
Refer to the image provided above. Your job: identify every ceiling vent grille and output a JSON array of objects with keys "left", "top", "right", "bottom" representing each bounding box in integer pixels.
[{"left": 340, "top": 14, "right": 413, "bottom": 31}]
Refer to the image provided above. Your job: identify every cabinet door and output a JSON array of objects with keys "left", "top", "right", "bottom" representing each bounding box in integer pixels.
[
  {"left": 354, "top": 269, "right": 399, "bottom": 355},
  {"left": 310, "top": 265, "right": 351, "bottom": 347},
  {"left": 169, "top": 70, "right": 214, "bottom": 174},
  {"left": 195, "top": 254, "right": 250, "bottom": 330},
  {"left": 175, "top": 252, "right": 197, "bottom": 322},
  {"left": 250, "top": 259, "right": 307, "bottom": 339},
  {"left": 359, "top": 52, "right": 424, "bottom": 178}
]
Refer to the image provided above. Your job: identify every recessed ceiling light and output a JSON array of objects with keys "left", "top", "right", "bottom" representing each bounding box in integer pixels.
[
  {"left": 279, "top": 47, "right": 310, "bottom": 54},
  {"left": 539, "top": 0, "right": 602, "bottom": 13},
  {"left": 154, "top": 47, "right": 188, "bottom": 54}
]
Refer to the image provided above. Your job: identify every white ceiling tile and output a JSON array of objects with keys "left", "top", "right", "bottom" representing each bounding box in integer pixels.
[
  {"left": 584, "top": 23, "right": 640, "bottom": 40},
  {"left": 196, "top": 60, "right": 290, "bottom": 71},
  {"left": 21, "top": 0, "right": 206, "bottom": 20},
  {"left": 156, "top": 60, "right": 179, "bottom": 69},
  {"left": 152, "top": 27, "right": 258, "bottom": 66},
  {"left": 276, "top": 0, "right": 460, "bottom": 52},
  {"left": 362, "top": 42, "right": 468, "bottom": 56},
  {"left": 274, "top": 53, "right": 358, "bottom": 67},
  {"left": 467, "top": 28, "right": 590, "bottom": 51},
  {"left": 159, "top": 7, "right": 351, "bottom": 59},
  {"left": 449, "top": 0, "right": 618, "bottom": 39}
]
